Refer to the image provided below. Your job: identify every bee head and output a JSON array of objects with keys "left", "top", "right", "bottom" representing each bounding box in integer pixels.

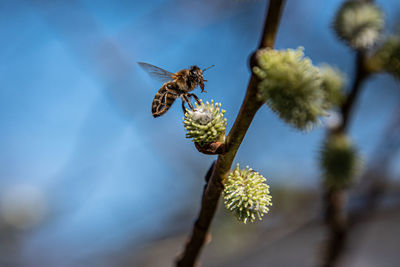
[{"left": 190, "top": 66, "right": 206, "bottom": 92}]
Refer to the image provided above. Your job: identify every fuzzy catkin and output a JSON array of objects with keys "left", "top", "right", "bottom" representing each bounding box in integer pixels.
[
  {"left": 320, "top": 134, "right": 362, "bottom": 189},
  {"left": 183, "top": 100, "right": 227, "bottom": 146},
  {"left": 254, "top": 47, "right": 333, "bottom": 130},
  {"left": 333, "top": 1, "right": 384, "bottom": 50},
  {"left": 375, "top": 36, "right": 400, "bottom": 79},
  {"left": 320, "top": 65, "right": 346, "bottom": 108},
  {"left": 223, "top": 164, "right": 272, "bottom": 224}
]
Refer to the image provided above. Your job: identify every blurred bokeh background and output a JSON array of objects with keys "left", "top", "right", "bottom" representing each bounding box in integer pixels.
[{"left": 1, "top": 0, "right": 400, "bottom": 266}]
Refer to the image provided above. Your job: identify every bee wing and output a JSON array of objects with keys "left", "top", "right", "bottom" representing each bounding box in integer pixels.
[{"left": 138, "top": 62, "right": 175, "bottom": 83}]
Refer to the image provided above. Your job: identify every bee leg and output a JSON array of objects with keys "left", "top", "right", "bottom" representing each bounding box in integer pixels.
[
  {"left": 162, "top": 91, "right": 178, "bottom": 111},
  {"left": 181, "top": 100, "right": 187, "bottom": 114},
  {"left": 163, "top": 92, "right": 169, "bottom": 108},
  {"left": 182, "top": 95, "right": 195, "bottom": 113},
  {"left": 186, "top": 96, "right": 195, "bottom": 110},
  {"left": 188, "top": 93, "right": 201, "bottom": 105},
  {"left": 157, "top": 91, "right": 173, "bottom": 114},
  {"left": 181, "top": 96, "right": 190, "bottom": 114}
]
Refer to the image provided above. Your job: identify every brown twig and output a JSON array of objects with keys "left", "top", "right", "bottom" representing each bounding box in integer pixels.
[
  {"left": 334, "top": 52, "right": 369, "bottom": 134},
  {"left": 176, "top": 1, "right": 286, "bottom": 266},
  {"left": 323, "top": 98, "right": 400, "bottom": 267},
  {"left": 321, "top": 51, "right": 369, "bottom": 267},
  {"left": 321, "top": 0, "right": 379, "bottom": 264}
]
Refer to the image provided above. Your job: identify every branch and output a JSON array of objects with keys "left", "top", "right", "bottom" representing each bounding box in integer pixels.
[
  {"left": 322, "top": 0, "right": 379, "bottom": 264},
  {"left": 335, "top": 52, "right": 368, "bottom": 134},
  {"left": 321, "top": 51, "right": 369, "bottom": 267},
  {"left": 176, "top": 1, "right": 286, "bottom": 266}
]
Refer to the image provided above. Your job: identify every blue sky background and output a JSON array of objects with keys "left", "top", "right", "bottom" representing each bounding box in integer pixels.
[{"left": 1, "top": 0, "right": 400, "bottom": 265}]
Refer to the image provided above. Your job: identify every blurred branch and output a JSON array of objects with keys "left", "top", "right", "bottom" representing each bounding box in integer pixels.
[
  {"left": 322, "top": 53, "right": 369, "bottom": 267},
  {"left": 335, "top": 53, "right": 369, "bottom": 134},
  {"left": 176, "top": 1, "right": 286, "bottom": 266},
  {"left": 349, "top": 101, "right": 400, "bottom": 227},
  {"left": 319, "top": 0, "right": 396, "bottom": 265}
]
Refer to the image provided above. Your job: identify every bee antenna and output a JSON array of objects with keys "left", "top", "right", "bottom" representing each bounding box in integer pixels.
[{"left": 202, "top": 65, "right": 215, "bottom": 72}]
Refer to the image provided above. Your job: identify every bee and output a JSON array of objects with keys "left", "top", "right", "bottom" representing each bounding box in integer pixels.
[{"left": 138, "top": 62, "right": 214, "bottom": 118}]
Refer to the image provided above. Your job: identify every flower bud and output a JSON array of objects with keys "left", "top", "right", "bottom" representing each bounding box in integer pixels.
[
  {"left": 320, "top": 64, "right": 346, "bottom": 108},
  {"left": 374, "top": 36, "right": 400, "bottom": 79},
  {"left": 333, "top": 1, "right": 384, "bottom": 50},
  {"left": 223, "top": 164, "right": 272, "bottom": 224},
  {"left": 253, "top": 47, "right": 328, "bottom": 130},
  {"left": 183, "top": 100, "right": 227, "bottom": 146},
  {"left": 320, "top": 134, "right": 362, "bottom": 189}
]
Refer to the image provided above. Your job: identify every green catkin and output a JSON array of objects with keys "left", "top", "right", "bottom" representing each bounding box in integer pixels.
[
  {"left": 320, "top": 65, "right": 346, "bottom": 108},
  {"left": 183, "top": 99, "right": 227, "bottom": 146},
  {"left": 254, "top": 47, "right": 339, "bottom": 130},
  {"left": 374, "top": 36, "right": 400, "bottom": 79},
  {"left": 333, "top": 1, "right": 384, "bottom": 50},
  {"left": 320, "top": 134, "right": 362, "bottom": 189},
  {"left": 223, "top": 164, "right": 272, "bottom": 224}
]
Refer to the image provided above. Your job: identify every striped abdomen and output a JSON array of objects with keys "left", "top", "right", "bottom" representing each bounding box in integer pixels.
[{"left": 152, "top": 82, "right": 178, "bottom": 117}]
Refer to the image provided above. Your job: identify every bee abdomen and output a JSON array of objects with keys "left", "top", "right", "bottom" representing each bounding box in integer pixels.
[{"left": 152, "top": 83, "right": 178, "bottom": 117}]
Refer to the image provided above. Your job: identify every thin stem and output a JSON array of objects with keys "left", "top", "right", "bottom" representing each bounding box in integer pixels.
[
  {"left": 259, "top": 0, "right": 286, "bottom": 48},
  {"left": 322, "top": 0, "right": 374, "bottom": 267},
  {"left": 176, "top": 1, "right": 286, "bottom": 266},
  {"left": 322, "top": 2, "right": 373, "bottom": 264},
  {"left": 321, "top": 51, "right": 369, "bottom": 267},
  {"left": 336, "top": 52, "right": 368, "bottom": 133},
  {"left": 322, "top": 188, "right": 348, "bottom": 267}
]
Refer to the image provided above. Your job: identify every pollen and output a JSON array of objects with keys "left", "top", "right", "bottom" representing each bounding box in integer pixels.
[{"left": 183, "top": 100, "right": 227, "bottom": 146}]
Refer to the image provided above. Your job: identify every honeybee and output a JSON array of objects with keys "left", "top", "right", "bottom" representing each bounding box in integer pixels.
[{"left": 138, "top": 62, "right": 214, "bottom": 118}]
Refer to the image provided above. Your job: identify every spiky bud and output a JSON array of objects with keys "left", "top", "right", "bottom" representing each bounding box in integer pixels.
[
  {"left": 373, "top": 36, "right": 400, "bottom": 79},
  {"left": 183, "top": 100, "right": 227, "bottom": 146},
  {"left": 333, "top": 1, "right": 384, "bottom": 50},
  {"left": 320, "top": 65, "right": 346, "bottom": 108},
  {"left": 253, "top": 47, "right": 330, "bottom": 131},
  {"left": 223, "top": 164, "right": 272, "bottom": 224},
  {"left": 320, "top": 134, "right": 362, "bottom": 189}
]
